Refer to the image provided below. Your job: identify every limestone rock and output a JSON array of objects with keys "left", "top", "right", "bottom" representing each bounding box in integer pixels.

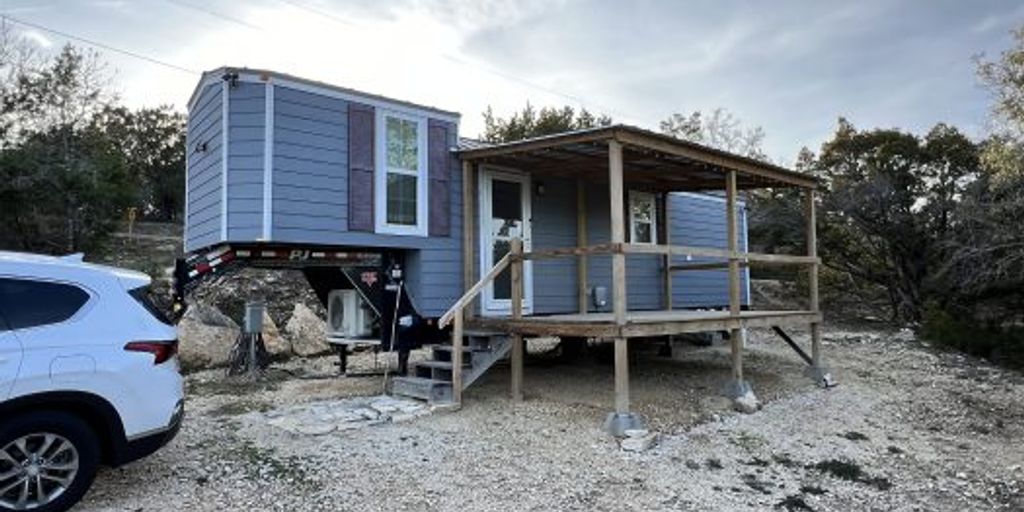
[
  {"left": 621, "top": 433, "right": 658, "bottom": 452},
  {"left": 285, "top": 303, "right": 329, "bottom": 357},
  {"left": 177, "top": 304, "right": 240, "bottom": 370},
  {"left": 733, "top": 390, "right": 760, "bottom": 414},
  {"left": 260, "top": 310, "right": 290, "bottom": 358}
]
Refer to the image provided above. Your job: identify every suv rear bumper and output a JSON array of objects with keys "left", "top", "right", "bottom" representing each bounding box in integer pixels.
[{"left": 115, "top": 400, "right": 183, "bottom": 466}]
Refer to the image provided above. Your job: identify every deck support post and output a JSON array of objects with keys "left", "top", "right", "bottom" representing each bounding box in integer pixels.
[
  {"left": 724, "top": 170, "right": 753, "bottom": 401},
  {"left": 577, "top": 178, "right": 589, "bottom": 314},
  {"left": 603, "top": 139, "right": 645, "bottom": 435},
  {"left": 604, "top": 335, "right": 644, "bottom": 436},
  {"left": 462, "top": 161, "right": 476, "bottom": 320},
  {"left": 803, "top": 190, "right": 833, "bottom": 387},
  {"left": 510, "top": 237, "right": 524, "bottom": 401},
  {"left": 452, "top": 311, "right": 464, "bottom": 406}
]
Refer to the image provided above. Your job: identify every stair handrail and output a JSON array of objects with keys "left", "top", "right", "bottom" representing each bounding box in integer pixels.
[{"left": 438, "top": 251, "right": 513, "bottom": 329}]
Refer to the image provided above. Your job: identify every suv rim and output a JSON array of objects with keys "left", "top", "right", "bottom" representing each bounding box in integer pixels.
[{"left": 0, "top": 433, "right": 80, "bottom": 510}]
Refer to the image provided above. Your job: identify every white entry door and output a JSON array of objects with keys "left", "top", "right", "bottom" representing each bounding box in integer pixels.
[{"left": 479, "top": 167, "right": 533, "bottom": 316}]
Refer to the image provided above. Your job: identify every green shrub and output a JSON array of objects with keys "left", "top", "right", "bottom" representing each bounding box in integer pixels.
[{"left": 922, "top": 305, "right": 1024, "bottom": 369}]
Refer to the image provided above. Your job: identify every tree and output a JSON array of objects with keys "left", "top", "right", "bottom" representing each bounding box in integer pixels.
[
  {"left": 0, "top": 41, "right": 133, "bottom": 252},
  {"left": 101, "top": 105, "right": 186, "bottom": 220},
  {"left": 812, "top": 119, "right": 980, "bottom": 322},
  {"left": 933, "top": 27, "right": 1024, "bottom": 320},
  {"left": 481, "top": 103, "right": 611, "bottom": 142},
  {"left": 660, "top": 108, "right": 769, "bottom": 162}
]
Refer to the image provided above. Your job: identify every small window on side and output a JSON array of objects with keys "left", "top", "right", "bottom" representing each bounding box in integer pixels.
[
  {"left": 0, "top": 278, "right": 90, "bottom": 330},
  {"left": 629, "top": 191, "right": 657, "bottom": 245}
]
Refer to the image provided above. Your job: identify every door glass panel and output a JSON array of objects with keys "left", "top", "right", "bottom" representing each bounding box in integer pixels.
[
  {"left": 492, "top": 241, "right": 511, "bottom": 299},
  {"left": 492, "top": 180, "right": 522, "bottom": 221},
  {"left": 490, "top": 179, "right": 523, "bottom": 302}
]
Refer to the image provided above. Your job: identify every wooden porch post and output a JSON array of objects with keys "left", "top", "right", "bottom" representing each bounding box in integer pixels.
[
  {"left": 573, "top": 180, "right": 589, "bottom": 315},
  {"left": 726, "top": 170, "right": 744, "bottom": 386},
  {"left": 452, "top": 311, "right": 464, "bottom": 406},
  {"left": 510, "top": 237, "right": 524, "bottom": 402},
  {"left": 606, "top": 138, "right": 640, "bottom": 431},
  {"left": 662, "top": 192, "right": 673, "bottom": 311},
  {"left": 609, "top": 140, "right": 627, "bottom": 325},
  {"left": 577, "top": 178, "right": 589, "bottom": 314},
  {"left": 462, "top": 161, "right": 476, "bottom": 320},
  {"left": 805, "top": 189, "right": 822, "bottom": 369}
]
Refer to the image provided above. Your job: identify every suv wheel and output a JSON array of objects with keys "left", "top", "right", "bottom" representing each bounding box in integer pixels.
[{"left": 0, "top": 412, "right": 99, "bottom": 512}]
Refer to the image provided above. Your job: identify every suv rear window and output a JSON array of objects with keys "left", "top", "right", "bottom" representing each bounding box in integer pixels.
[
  {"left": 0, "top": 278, "right": 90, "bottom": 329},
  {"left": 129, "top": 286, "right": 172, "bottom": 325}
]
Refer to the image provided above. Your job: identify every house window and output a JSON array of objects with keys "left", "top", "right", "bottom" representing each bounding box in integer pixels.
[
  {"left": 629, "top": 191, "right": 657, "bottom": 244},
  {"left": 377, "top": 112, "right": 427, "bottom": 235}
]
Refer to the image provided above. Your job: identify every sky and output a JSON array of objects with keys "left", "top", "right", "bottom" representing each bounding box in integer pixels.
[{"left": 1, "top": 0, "right": 1021, "bottom": 164}]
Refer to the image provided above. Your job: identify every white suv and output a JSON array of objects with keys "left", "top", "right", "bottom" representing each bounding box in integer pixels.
[{"left": 0, "top": 252, "right": 184, "bottom": 512}]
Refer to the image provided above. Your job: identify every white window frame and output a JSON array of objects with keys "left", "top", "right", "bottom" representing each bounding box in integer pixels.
[
  {"left": 375, "top": 110, "right": 429, "bottom": 236},
  {"left": 628, "top": 190, "right": 657, "bottom": 245}
]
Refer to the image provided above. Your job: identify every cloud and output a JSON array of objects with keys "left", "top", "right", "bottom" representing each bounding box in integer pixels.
[
  {"left": 71, "top": 0, "right": 1016, "bottom": 162},
  {"left": 20, "top": 29, "right": 53, "bottom": 48}
]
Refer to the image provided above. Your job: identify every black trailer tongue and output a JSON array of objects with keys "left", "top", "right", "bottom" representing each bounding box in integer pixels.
[{"left": 171, "top": 243, "right": 445, "bottom": 353}]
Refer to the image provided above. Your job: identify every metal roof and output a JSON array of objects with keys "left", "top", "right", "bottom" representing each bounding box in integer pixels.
[{"left": 458, "top": 124, "right": 817, "bottom": 191}]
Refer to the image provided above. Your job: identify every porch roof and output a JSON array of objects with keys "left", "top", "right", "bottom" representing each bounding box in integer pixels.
[{"left": 457, "top": 124, "right": 817, "bottom": 191}]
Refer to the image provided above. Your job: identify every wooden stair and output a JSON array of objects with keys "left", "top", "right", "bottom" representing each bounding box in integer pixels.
[{"left": 389, "top": 330, "right": 511, "bottom": 404}]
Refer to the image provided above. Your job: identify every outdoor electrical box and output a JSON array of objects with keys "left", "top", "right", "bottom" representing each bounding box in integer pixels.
[{"left": 244, "top": 302, "right": 265, "bottom": 334}]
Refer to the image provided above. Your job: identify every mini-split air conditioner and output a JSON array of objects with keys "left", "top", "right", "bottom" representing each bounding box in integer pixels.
[{"left": 326, "top": 289, "right": 373, "bottom": 339}]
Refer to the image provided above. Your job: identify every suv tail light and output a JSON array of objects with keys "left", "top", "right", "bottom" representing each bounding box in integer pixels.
[{"left": 124, "top": 340, "right": 179, "bottom": 365}]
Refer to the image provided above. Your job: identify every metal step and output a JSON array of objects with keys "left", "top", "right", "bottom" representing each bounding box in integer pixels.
[
  {"left": 464, "top": 329, "right": 505, "bottom": 337},
  {"left": 389, "top": 376, "right": 453, "bottom": 404},
  {"left": 431, "top": 345, "right": 489, "bottom": 353},
  {"left": 391, "top": 334, "right": 512, "bottom": 404},
  {"left": 416, "top": 360, "right": 470, "bottom": 370}
]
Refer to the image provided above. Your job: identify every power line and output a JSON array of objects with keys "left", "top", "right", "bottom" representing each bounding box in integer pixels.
[
  {"left": 277, "top": 0, "right": 356, "bottom": 27},
  {"left": 1, "top": 14, "right": 199, "bottom": 76},
  {"left": 164, "top": 0, "right": 265, "bottom": 32}
]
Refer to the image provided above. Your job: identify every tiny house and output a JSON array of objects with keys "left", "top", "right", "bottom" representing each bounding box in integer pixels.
[
  {"left": 182, "top": 67, "right": 825, "bottom": 426},
  {"left": 184, "top": 67, "right": 751, "bottom": 319}
]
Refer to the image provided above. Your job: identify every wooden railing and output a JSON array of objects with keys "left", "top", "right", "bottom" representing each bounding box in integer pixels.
[
  {"left": 436, "top": 237, "right": 818, "bottom": 404},
  {"left": 438, "top": 238, "right": 527, "bottom": 405}
]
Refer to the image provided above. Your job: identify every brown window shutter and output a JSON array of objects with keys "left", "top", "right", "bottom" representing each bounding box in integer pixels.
[
  {"left": 348, "top": 102, "right": 375, "bottom": 232},
  {"left": 427, "top": 119, "right": 452, "bottom": 237}
]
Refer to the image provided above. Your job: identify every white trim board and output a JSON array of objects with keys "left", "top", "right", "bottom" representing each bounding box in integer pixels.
[
  {"left": 261, "top": 82, "right": 274, "bottom": 241},
  {"left": 374, "top": 109, "right": 430, "bottom": 237},
  {"left": 477, "top": 165, "right": 534, "bottom": 316},
  {"left": 220, "top": 80, "right": 229, "bottom": 242}
]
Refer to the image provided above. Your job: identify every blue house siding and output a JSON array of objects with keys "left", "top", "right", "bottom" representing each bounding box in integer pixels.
[
  {"left": 530, "top": 177, "right": 578, "bottom": 314},
  {"left": 270, "top": 86, "right": 349, "bottom": 243},
  {"left": 668, "top": 193, "right": 751, "bottom": 308},
  {"left": 185, "top": 83, "right": 223, "bottom": 252},
  {"left": 523, "top": 188, "right": 750, "bottom": 315},
  {"left": 226, "top": 83, "right": 265, "bottom": 241},
  {"left": 579, "top": 184, "right": 665, "bottom": 313}
]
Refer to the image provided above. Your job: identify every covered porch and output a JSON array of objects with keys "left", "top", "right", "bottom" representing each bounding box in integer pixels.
[{"left": 441, "top": 125, "right": 827, "bottom": 433}]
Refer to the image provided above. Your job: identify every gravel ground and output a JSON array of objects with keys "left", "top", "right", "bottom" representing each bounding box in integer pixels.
[{"left": 77, "top": 326, "right": 1024, "bottom": 511}]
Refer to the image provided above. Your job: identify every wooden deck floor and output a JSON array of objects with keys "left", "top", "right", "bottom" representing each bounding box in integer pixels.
[{"left": 469, "top": 309, "right": 822, "bottom": 338}]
